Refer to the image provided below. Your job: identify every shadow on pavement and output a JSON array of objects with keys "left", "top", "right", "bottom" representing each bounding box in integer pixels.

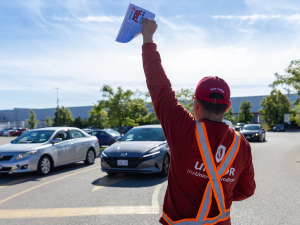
[
  {"left": 92, "top": 173, "right": 167, "bottom": 189},
  {"left": 0, "top": 161, "right": 97, "bottom": 186}
]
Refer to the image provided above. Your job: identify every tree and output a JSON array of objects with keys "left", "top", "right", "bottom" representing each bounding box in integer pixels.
[
  {"left": 88, "top": 105, "right": 108, "bottom": 129},
  {"left": 97, "top": 85, "right": 148, "bottom": 132},
  {"left": 175, "top": 88, "right": 194, "bottom": 113},
  {"left": 26, "top": 109, "right": 39, "bottom": 129},
  {"left": 237, "top": 101, "right": 254, "bottom": 124},
  {"left": 224, "top": 107, "right": 235, "bottom": 123},
  {"left": 271, "top": 59, "right": 300, "bottom": 104},
  {"left": 72, "top": 116, "right": 88, "bottom": 129},
  {"left": 258, "top": 89, "right": 291, "bottom": 128},
  {"left": 291, "top": 105, "right": 300, "bottom": 126},
  {"left": 53, "top": 106, "right": 74, "bottom": 126},
  {"left": 45, "top": 117, "right": 52, "bottom": 127}
]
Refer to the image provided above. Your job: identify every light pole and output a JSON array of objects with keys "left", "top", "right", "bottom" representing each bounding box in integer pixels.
[{"left": 53, "top": 88, "right": 59, "bottom": 108}]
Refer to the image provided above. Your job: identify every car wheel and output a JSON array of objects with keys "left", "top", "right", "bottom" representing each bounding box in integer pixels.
[
  {"left": 263, "top": 134, "right": 266, "bottom": 141},
  {"left": 160, "top": 154, "right": 170, "bottom": 177},
  {"left": 37, "top": 155, "right": 52, "bottom": 176},
  {"left": 84, "top": 149, "right": 95, "bottom": 165}
]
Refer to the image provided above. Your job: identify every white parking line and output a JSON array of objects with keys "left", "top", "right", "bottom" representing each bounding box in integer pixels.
[
  {"left": 92, "top": 175, "right": 128, "bottom": 192},
  {"left": 0, "top": 167, "right": 98, "bottom": 205},
  {"left": 0, "top": 182, "right": 164, "bottom": 218}
]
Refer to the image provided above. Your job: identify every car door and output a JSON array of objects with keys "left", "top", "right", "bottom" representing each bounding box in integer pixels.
[
  {"left": 97, "top": 131, "right": 110, "bottom": 146},
  {"left": 52, "top": 130, "right": 73, "bottom": 165},
  {"left": 70, "top": 129, "right": 89, "bottom": 161}
]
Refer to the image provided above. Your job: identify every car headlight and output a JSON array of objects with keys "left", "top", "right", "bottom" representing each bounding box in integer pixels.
[
  {"left": 143, "top": 151, "right": 160, "bottom": 158},
  {"left": 101, "top": 151, "right": 107, "bottom": 158},
  {"left": 16, "top": 151, "right": 37, "bottom": 160},
  {"left": 255, "top": 133, "right": 258, "bottom": 136}
]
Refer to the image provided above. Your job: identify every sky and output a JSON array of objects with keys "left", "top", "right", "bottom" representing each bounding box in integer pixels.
[{"left": 1, "top": 0, "right": 300, "bottom": 110}]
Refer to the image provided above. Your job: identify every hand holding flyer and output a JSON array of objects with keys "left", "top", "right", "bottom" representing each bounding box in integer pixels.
[{"left": 116, "top": 3, "right": 155, "bottom": 43}]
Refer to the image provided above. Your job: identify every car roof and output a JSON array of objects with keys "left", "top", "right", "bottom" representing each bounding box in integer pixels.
[
  {"left": 244, "top": 124, "right": 260, "bottom": 126},
  {"left": 132, "top": 124, "right": 162, "bottom": 129},
  {"left": 28, "top": 127, "right": 81, "bottom": 131}
]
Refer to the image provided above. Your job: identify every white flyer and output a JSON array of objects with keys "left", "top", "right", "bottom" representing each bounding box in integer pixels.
[{"left": 116, "top": 3, "right": 155, "bottom": 43}]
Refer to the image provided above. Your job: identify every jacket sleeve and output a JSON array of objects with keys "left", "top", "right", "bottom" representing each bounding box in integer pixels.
[
  {"left": 142, "top": 43, "right": 195, "bottom": 144},
  {"left": 232, "top": 142, "right": 256, "bottom": 201}
]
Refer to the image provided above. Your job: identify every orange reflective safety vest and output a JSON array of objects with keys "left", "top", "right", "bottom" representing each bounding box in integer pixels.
[{"left": 163, "top": 121, "right": 241, "bottom": 225}]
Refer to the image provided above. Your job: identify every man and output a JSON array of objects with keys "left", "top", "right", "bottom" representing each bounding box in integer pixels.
[{"left": 141, "top": 18, "right": 256, "bottom": 225}]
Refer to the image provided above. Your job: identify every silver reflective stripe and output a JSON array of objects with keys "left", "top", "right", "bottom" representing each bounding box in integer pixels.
[
  {"left": 196, "top": 121, "right": 226, "bottom": 214},
  {"left": 218, "top": 132, "right": 240, "bottom": 176},
  {"left": 162, "top": 122, "right": 239, "bottom": 225}
]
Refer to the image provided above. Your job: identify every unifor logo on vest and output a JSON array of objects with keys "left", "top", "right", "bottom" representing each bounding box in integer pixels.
[{"left": 215, "top": 145, "right": 226, "bottom": 163}]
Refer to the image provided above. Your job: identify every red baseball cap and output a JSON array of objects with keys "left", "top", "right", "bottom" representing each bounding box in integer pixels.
[{"left": 194, "top": 76, "right": 230, "bottom": 104}]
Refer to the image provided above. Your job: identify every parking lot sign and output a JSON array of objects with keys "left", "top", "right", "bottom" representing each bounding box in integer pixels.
[{"left": 284, "top": 114, "right": 290, "bottom": 123}]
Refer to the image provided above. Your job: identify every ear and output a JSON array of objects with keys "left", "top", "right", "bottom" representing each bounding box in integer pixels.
[{"left": 225, "top": 101, "right": 232, "bottom": 113}]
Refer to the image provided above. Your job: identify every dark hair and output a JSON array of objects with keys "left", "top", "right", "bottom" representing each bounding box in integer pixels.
[{"left": 197, "top": 93, "right": 228, "bottom": 115}]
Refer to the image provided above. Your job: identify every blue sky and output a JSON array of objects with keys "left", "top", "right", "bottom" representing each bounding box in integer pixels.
[{"left": 1, "top": 0, "right": 300, "bottom": 110}]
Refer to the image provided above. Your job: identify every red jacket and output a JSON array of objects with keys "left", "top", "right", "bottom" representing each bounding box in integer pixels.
[{"left": 142, "top": 43, "right": 256, "bottom": 225}]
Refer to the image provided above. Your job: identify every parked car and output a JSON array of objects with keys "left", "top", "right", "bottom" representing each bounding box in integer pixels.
[
  {"left": 0, "top": 129, "right": 5, "bottom": 136},
  {"left": 101, "top": 125, "right": 170, "bottom": 176},
  {"left": 90, "top": 129, "right": 121, "bottom": 148},
  {"left": 10, "top": 128, "right": 28, "bottom": 136},
  {"left": 3, "top": 129, "right": 17, "bottom": 137},
  {"left": 82, "top": 128, "right": 93, "bottom": 134},
  {"left": 222, "top": 119, "right": 234, "bottom": 129},
  {"left": 273, "top": 124, "right": 285, "bottom": 132},
  {"left": 235, "top": 123, "right": 245, "bottom": 131},
  {"left": 0, "top": 127, "right": 100, "bottom": 175},
  {"left": 240, "top": 124, "right": 266, "bottom": 142}
]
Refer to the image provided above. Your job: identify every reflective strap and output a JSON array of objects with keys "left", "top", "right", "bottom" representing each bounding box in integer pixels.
[
  {"left": 162, "top": 122, "right": 240, "bottom": 225},
  {"left": 196, "top": 122, "right": 226, "bottom": 215},
  {"left": 217, "top": 132, "right": 240, "bottom": 177}
]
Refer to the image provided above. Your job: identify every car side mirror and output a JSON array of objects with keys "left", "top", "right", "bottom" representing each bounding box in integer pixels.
[{"left": 52, "top": 138, "right": 62, "bottom": 144}]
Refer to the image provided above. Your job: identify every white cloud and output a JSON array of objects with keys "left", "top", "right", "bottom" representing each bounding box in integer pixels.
[
  {"left": 78, "top": 16, "right": 123, "bottom": 23},
  {"left": 52, "top": 15, "right": 123, "bottom": 23},
  {"left": 286, "top": 13, "right": 300, "bottom": 24},
  {"left": 212, "top": 14, "right": 282, "bottom": 24}
]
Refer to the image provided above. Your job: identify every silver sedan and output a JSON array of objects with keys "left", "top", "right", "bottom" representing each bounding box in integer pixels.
[{"left": 0, "top": 127, "right": 100, "bottom": 175}]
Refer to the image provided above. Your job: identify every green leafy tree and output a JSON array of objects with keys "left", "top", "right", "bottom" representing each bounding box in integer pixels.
[
  {"left": 175, "top": 88, "right": 194, "bottom": 113},
  {"left": 291, "top": 105, "right": 300, "bottom": 126},
  {"left": 72, "top": 116, "right": 88, "bottom": 129},
  {"left": 97, "top": 85, "right": 148, "bottom": 132},
  {"left": 237, "top": 101, "right": 254, "bottom": 124},
  {"left": 258, "top": 89, "right": 291, "bottom": 128},
  {"left": 45, "top": 117, "right": 52, "bottom": 127},
  {"left": 53, "top": 106, "right": 74, "bottom": 126},
  {"left": 26, "top": 109, "right": 39, "bottom": 129},
  {"left": 271, "top": 59, "right": 300, "bottom": 105},
  {"left": 88, "top": 105, "right": 108, "bottom": 129},
  {"left": 224, "top": 107, "right": 235, "bottom": 123}
]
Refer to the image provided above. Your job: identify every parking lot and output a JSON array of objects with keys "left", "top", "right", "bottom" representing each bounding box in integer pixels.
[{"left": 1, "top": 132, "right": 300, "bottom": 224}]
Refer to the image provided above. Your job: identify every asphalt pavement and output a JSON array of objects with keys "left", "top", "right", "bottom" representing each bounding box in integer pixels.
[{"left": 0, "top": 131, "right": 300, "bottom": 225}]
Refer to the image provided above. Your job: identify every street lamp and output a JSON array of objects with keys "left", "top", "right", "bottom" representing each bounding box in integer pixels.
[{"left": 53, "top": 88, "right": 59, "bottom": 108}]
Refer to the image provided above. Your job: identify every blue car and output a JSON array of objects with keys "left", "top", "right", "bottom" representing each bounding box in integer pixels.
[{"left": 90, "top": 129, "right": 121, "bottom": 147}]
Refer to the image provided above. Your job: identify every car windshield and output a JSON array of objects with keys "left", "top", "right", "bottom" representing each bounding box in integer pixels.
[
  {"left": 105, "top": 130, "right": 120, "bottom": 135},
  {"left": 275, "top": 124, "right": 283, "bottom": 127},
  {"left": 120, "top": 128, "right": 166, "bottom": 141},
  {"left": 11, "top": 130, "right": 55, "bottom": 144},
  {"left": 243, "top": 125, "right": 260, "bottom": 130}
]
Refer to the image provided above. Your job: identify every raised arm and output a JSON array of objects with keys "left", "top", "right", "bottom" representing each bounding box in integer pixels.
[{"left": 141, "top": 19, "right": 195, "bottom": 143}]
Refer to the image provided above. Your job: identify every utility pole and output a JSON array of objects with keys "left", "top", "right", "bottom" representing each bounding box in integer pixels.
[{"left": 53, "top": 88, "right": 60, "bottom": 108}]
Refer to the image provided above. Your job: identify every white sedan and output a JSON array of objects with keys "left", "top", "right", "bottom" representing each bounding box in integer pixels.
[{"left": 0, "top": 127, "right": 100, "bottom": 175}]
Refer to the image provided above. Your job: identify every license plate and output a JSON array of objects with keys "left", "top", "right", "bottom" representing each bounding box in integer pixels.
[
  {"left": 117, "top": 160, "right": 128, "bottom": 166},
  {"left": 246, "top": 136, "right": 251, "bottom": 139},
  {"left": 0, "top": 165, "right": 2, "bottom": 170}
]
